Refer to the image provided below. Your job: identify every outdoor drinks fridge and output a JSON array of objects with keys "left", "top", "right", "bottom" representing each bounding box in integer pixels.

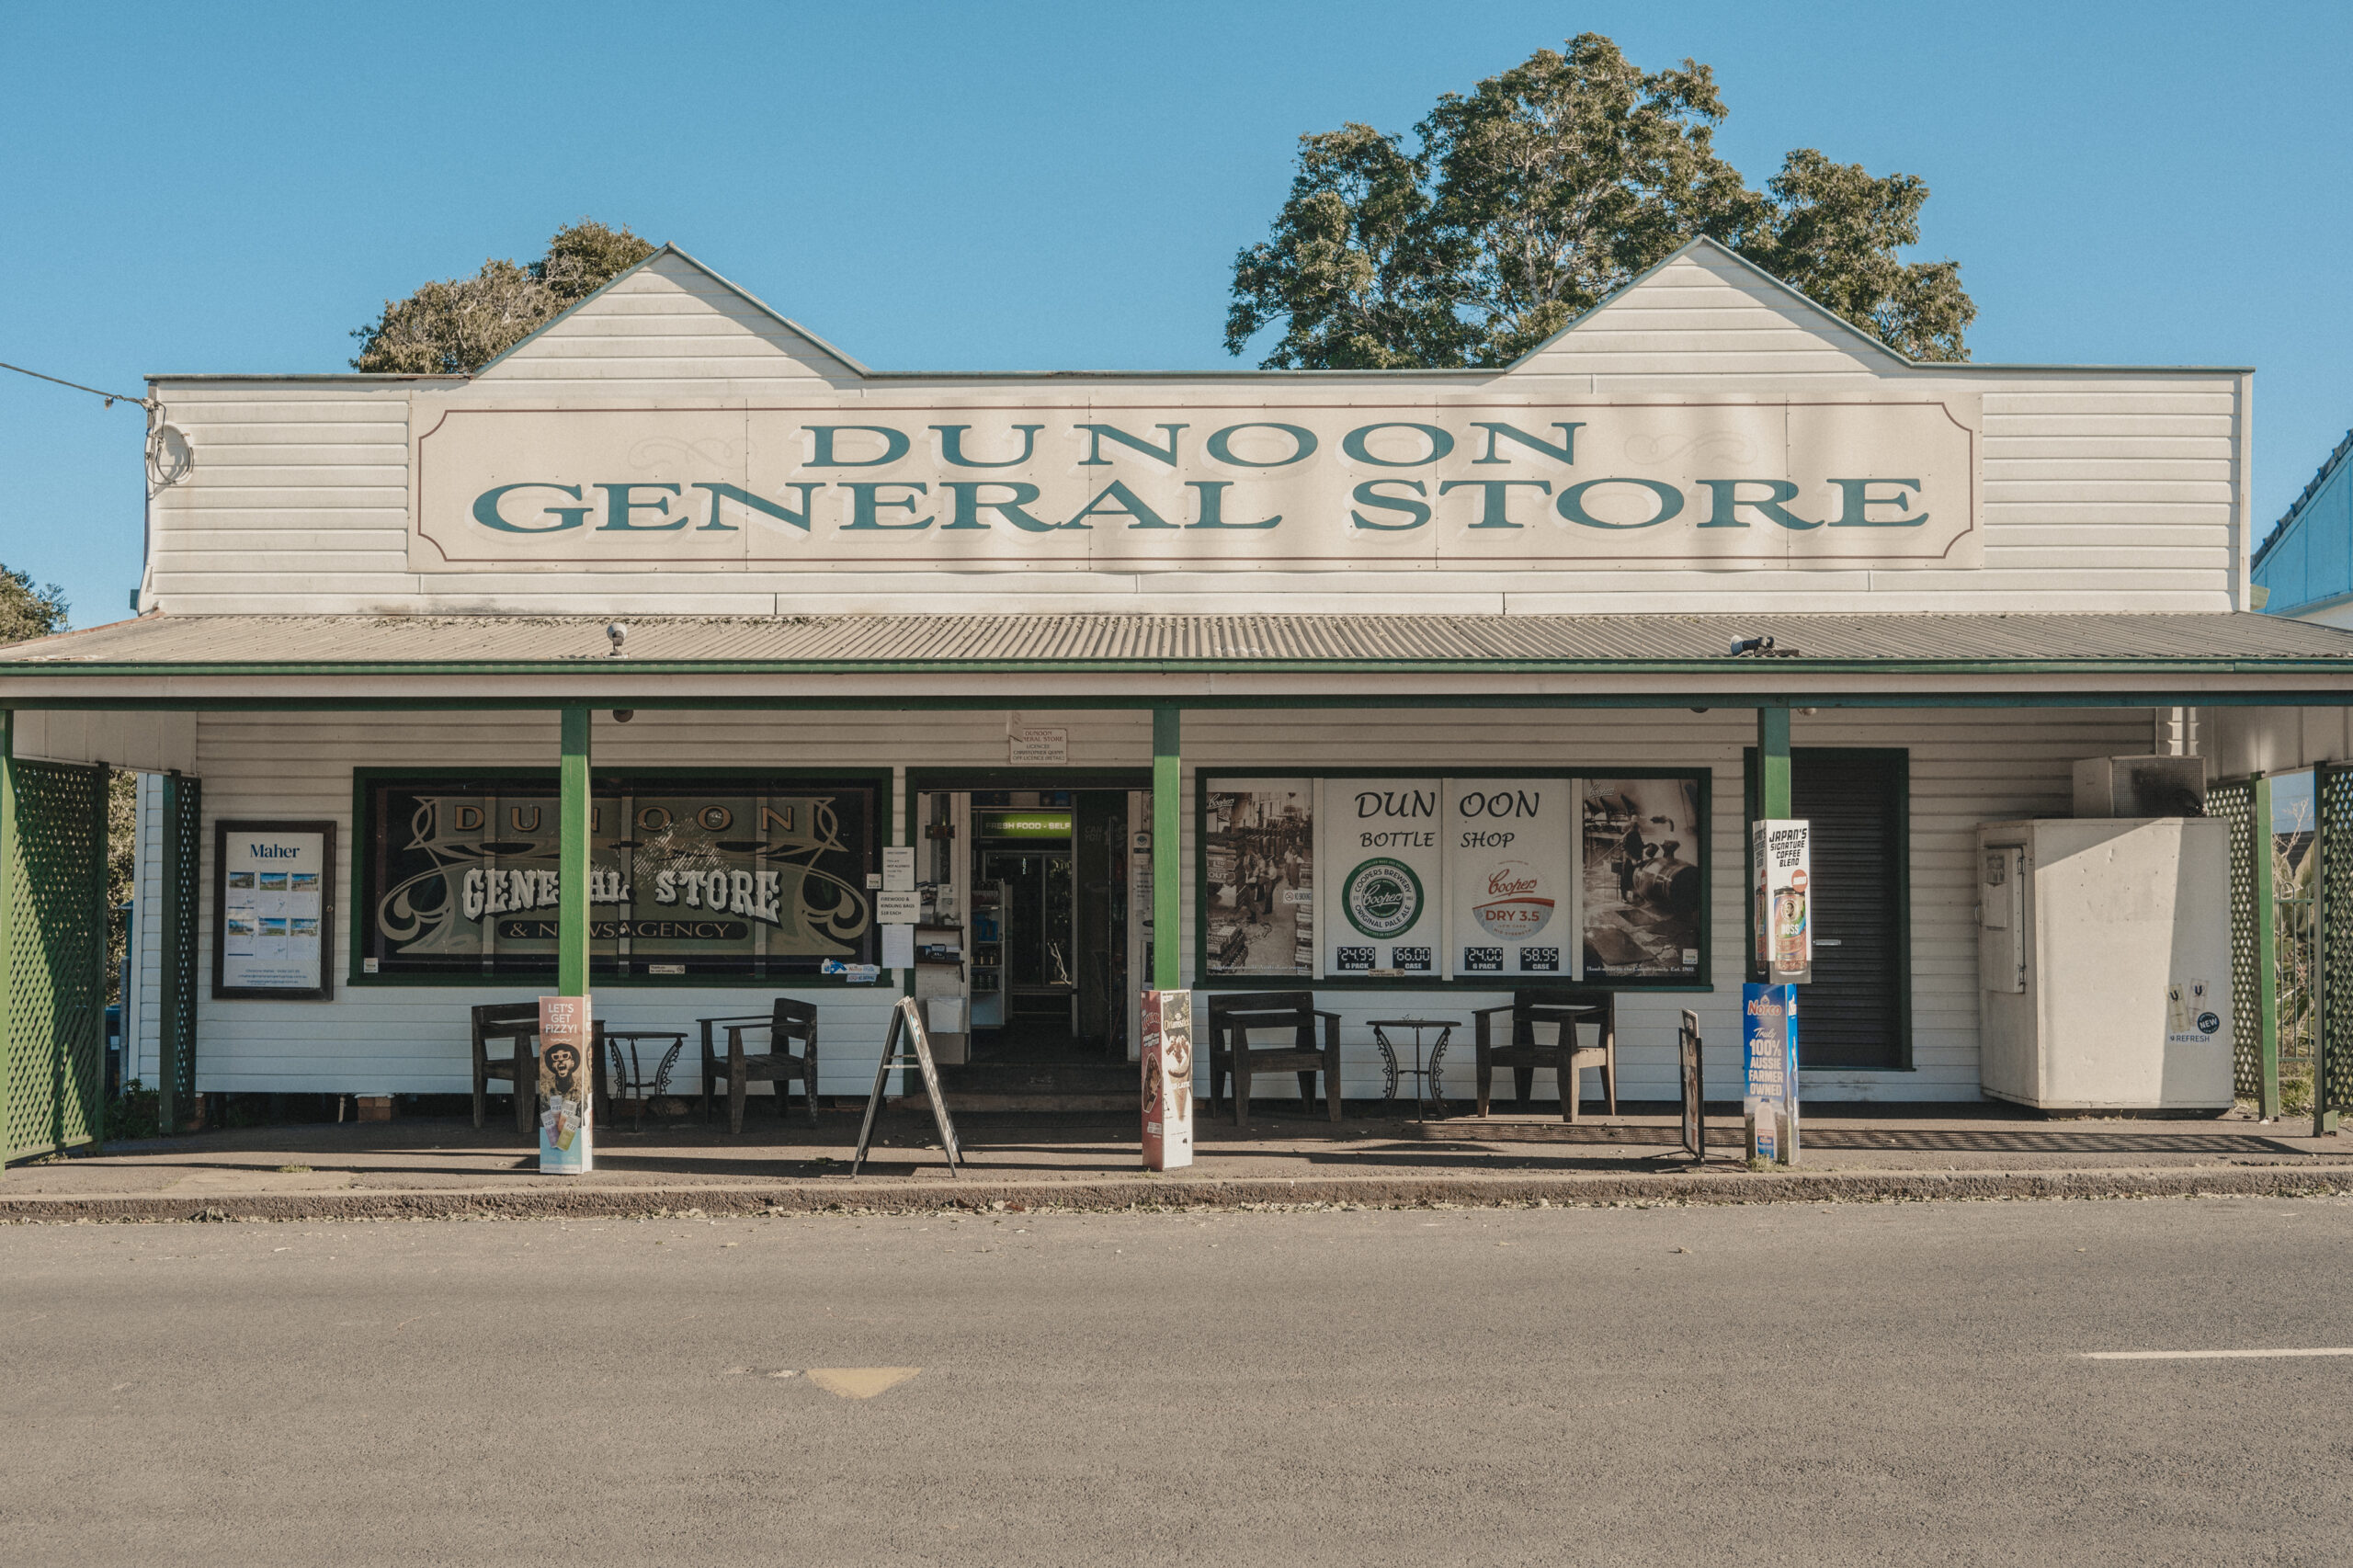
[{"left": 1976, "top": 819, "right": 2234, "bottom": 1111}]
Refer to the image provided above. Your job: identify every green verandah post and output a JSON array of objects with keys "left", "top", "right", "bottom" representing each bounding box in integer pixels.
[
  {"left": 1153, "top": 706, "right": 1181, "bottom": 992},
  {"left": 1756, "top": 706, "right": 1792, "bottom": 822},
  {"left": 559, "top": 708, "right": 592, "bottom": 998}
]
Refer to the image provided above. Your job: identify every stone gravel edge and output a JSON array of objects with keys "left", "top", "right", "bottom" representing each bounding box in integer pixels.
[{"left": 10, "top": 1165, "right": 2353, "bottom": 1222}]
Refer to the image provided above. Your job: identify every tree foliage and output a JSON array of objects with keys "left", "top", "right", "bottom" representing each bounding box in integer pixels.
[
  {"left": 0, "top": 563, "right": 70, "bottom": 646},
  {"left": 350, "top": 219, "right": 657, "bottom": 374},
  {"left": 1227, "top": 34, "right": 1973, "bottom": 368}
]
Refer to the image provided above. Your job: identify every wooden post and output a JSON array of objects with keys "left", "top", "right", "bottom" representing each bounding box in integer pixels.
[
  {"left": 1153, "top": 706, "right": 1181, "bottom": 992},
  {"left": 558, "top": 708, "right": 591, "bottom": 999},
  {"left": 1757, "top": 706, "right": 1792, "bottom": 821}
]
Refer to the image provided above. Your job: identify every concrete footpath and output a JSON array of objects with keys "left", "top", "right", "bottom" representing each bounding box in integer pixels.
[{"left": 10, "top": 1102, "right": 2353, "bottom": 1221}]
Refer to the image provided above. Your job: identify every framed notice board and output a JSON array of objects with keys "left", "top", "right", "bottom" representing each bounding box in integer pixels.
[{"left": 213, "top": 819, "right": 336, "bottom": 1001}]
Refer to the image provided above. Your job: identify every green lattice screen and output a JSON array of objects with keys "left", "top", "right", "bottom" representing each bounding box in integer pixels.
[
  {"left": 3, "top": 759, "right": 110, "bottom": 1161},
  {"left": 2209, "top": 778, "right": 2263, "bottom": 1102},
  {"left": 2319, "top": 767, "right": 2353, "bottom": 1120},
  {"left": 162, "top": 775, "right": 200, "bottom": 1114}
]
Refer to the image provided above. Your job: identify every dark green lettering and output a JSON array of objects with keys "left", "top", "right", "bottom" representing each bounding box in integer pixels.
[
  {"left": 842, "top": 482, "right": 933, "bottom": 530},
  {"left": 689, "top": 481, "right": 822, "bottom": 532},
  {"left": 1472, "top": 422, "right": 1585, "bottom": 465},
  {"left": 597, "top": 483, "right": 687, "bottom": 530},
  {"left": 1439, "top": 478, "right": 1552, "bottom": 528},
  {"left": 1699, "top": 479, "right": 1819, "bottom": 530},
  {"left": 1207, "top": 423, "right": 1317, "bottom": 468},
  {"left": 1341, "top": 423, "right": 1454, "bottom": 468},
  {"left": 1350, "top": 479, "right": 1430, "bottom": 530},
  {"left": 1556, "top": 477, "right": 1683, "bottom": 529},
  {"left": 472, "top": 483, "right": 589, "bottom": 533},
  {"left": 1829, "top": 478, "right": 1927, "bottom": 527},
  {"left": 935, "top": 425, "right": 1043, "bottom": 468},
  {"left": 944, "top": 481, "right": 1052, "bottom": 530},
  {"left": 806, "top": 426, "right": 912, "bottom": 466},
  {"left": 1076, "top": 423, "right": 1188, "bottom": 467},
  {"left": 1184, "top": 481, "right": 1279, "bottom": 529}
]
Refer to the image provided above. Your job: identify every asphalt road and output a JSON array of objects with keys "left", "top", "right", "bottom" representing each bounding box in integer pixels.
[{"left": 6, "top": 1198, "right": 2353, "bottom": 1566}]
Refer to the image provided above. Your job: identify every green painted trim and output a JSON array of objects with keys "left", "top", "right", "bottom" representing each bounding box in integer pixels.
[
  {"left": 156, "top": 772, "right": 187, "bottom": 1134},
  {"left": 2254, "top": 772, "right": 2281, "bottom": 1119},
  {"left": 1153, "top": 707, "right": 1181, "bottom": 991},
  {"left": 0, "top": 688, "right": 2327, "bottom": 715}
]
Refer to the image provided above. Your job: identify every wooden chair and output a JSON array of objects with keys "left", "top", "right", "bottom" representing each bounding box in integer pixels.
[
  {"left": 474, "top": 1002, "right": 609, "bottom": 1136},
  {"left": 1204, "top": 991, "right": 1343, "bottom": 1127},
  {"left": 472, "top": 1002, "right": 540, "bottom": 1134},
  {"left": 699, "top": 999, "right": 820, "bottom": 1134},
  {"left": 1472, "top": 990, "right": 1617, "bottom": 1123}
]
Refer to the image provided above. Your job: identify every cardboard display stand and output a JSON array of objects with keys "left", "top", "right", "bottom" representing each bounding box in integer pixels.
[
  {"left": 851, "top": 996, "right": 962, "bottom": 1177},
  {"left": 1141, "top": 989, "right": 1195, "bottom": 1171},
  {"left": 537, "top": 994, "right": 595, "bottom": 1174},
  {"left": 1742, "top": 983, "right": 1800, "bottom": 1165}
]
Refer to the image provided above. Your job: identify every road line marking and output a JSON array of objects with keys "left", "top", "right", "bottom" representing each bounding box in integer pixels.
[
  {"left": 2083, "top": 1348, "right": 2353, "bottom": 1360},
  {"left": 806, "top": 1367, "right": 920, "bottom": 1399}
]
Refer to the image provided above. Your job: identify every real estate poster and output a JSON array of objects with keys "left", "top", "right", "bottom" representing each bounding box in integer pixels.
[
  {"left": 1323, "top": 778, "right": 1444, "bottom": 976},
  {"left": 1444, "top": 778, "right": 1575, "bottom": 980},
  {"left": 220, "top": 827, "right": 330, "bottom": 993}
]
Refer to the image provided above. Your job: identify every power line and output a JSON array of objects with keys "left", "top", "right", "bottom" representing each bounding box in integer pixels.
[{"left": 0, "top": 358, "right": 152, "bottom": 410}]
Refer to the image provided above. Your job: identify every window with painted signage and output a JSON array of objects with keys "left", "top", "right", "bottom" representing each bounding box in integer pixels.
[
  {"left": 1201, "top": 772, "right": 1706, "bottom": 987},
  {"left": 357, "top": 772, "right": 879, "bottom": 980}
]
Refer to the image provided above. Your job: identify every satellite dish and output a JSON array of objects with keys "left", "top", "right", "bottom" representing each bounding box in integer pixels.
[{"left": 146, "top": 422, "right": 194, "bottom": 487}]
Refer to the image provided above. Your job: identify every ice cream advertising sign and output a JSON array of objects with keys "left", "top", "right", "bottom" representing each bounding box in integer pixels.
[
  {"left": 1446, "top": 780, "right": 1574, "bottom": 978},
  {"left": 1324, "top": 780, "right": 1445, "bottom": 975}
]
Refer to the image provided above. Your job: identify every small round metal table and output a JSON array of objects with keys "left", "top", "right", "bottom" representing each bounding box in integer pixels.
[{"left": 1369, "top": 1017, "right": 1459, "bottom": 1120}]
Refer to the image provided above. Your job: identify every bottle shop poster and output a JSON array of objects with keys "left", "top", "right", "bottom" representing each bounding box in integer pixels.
[
  {"left": 1742, "top": 983, "right": 1801, "bottom": 1165},
  {"left": 537, "top": 994, "right": 595, "bottom": 1175},
  {"left": 1324, "top": 778, "right": 1445, "bottom": 975},
  {"left": 1751, "top": 818, "right": 1813, "bottom": 984},
  {"left": 220, "top": 829, "right": 329, "bottom": 993},
  {"left": 1446, "top": 779, "right": 1574, "bottom": 979},
  {"left": 1141, "top": 989, "right": 1194, "bottom": 1171}
]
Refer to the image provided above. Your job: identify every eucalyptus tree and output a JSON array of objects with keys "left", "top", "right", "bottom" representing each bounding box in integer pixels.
[
  {"left": 351, "top": 219, "right": 656, "bottom": 375},
  {"left": 1227, "top": 34, "right": 1972, "bottom": 368}
]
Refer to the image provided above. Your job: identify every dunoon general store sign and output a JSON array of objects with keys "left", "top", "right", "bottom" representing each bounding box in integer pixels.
[{"left": 410, "top": 398, "right": 1981, "bottom": 572}]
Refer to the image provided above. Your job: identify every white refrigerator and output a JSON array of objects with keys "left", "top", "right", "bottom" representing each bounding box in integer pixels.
[{"left": 1976, "top": 818, "right": 2234, "bottom": 1111}]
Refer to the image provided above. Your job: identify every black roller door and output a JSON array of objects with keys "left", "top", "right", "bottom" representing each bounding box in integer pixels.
[{"left": 1748, "top": 747, "right": 1910, "bottom": 1071}]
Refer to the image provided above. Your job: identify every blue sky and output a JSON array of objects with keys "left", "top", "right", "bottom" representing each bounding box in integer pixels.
[{"left": 5, "top": 1, "right": 2349, "bottom": 625}]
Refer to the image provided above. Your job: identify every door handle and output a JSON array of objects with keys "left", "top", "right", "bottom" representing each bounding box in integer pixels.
[{"left": 1815, "top": 939, "right": 1844, "bottom": 947}]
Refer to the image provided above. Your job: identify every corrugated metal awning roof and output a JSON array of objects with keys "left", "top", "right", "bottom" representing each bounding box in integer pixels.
[{"left": 7, "top": 610, "right": 2353, "bottom": 673}]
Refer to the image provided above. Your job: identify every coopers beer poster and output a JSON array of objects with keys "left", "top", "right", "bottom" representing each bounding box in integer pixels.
[
  {"left": 1446, "top": 780, "right": 1574, "bottom": 978},
  {"left": 1324, "top": 779, "right": 1446, "bottom": 976}
]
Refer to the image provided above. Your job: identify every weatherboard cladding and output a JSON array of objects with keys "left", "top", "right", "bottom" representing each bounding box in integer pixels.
[
  {"left": 133, "top": 242, "right": 2251, "bottom": 619},
  {"left": 8, "top": 610, "right": 2353, "bottom": 670}
]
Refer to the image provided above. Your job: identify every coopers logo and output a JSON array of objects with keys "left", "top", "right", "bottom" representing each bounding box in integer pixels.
[
  {"left": 1344, "top": 858, "right": 1425, "bottom": 938},
  {"left": 410, "top": 401, "right": 1980, "bottom": 574}
]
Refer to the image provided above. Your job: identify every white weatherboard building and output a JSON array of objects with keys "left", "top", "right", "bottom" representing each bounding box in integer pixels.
[{"left": 6, "top": 235, "right": 2351, "bottom": 1152}]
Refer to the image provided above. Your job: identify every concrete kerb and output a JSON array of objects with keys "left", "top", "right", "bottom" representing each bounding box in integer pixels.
[{"left": 10, "top": 1164, "right": 2353, "bottom": 1223}]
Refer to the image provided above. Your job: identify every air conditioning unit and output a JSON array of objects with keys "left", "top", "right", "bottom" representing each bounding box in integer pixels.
[{"left": 2073, "top": 756, "right": 2206, "bottom": 818}]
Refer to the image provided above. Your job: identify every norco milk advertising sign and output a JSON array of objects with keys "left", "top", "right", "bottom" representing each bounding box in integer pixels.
[
  {"left": 1752, "top": 819, "right": 1812, "bottom": 985},
  {"left": 410, "top": 399, "right": 1982, "bottom": 575}
]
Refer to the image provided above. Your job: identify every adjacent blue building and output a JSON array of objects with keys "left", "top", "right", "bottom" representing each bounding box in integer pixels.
[{"left": 2255, "top": 431, "right": 2353, "bottom": 625}]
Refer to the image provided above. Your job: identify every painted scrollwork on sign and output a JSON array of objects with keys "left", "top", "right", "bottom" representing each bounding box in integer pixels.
[{"left": 361, "top": 776, "right": 876, "bottom": 977}]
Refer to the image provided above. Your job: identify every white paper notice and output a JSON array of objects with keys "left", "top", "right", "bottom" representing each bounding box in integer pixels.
[
  {"left": 876, "top": 889, "right": 920, "bottom": 925},
  {"left": 881, "top": 846, "right": 915, "bottom": 892},
  {"left": 221, "top": 829, "right": 327, "bottom": 991},
  {"left": 881, "top": 924, "right": 915, "bottom": 969},
  {"left": 1008, "top": 727, "right": 1068, "bottom": 766}
]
